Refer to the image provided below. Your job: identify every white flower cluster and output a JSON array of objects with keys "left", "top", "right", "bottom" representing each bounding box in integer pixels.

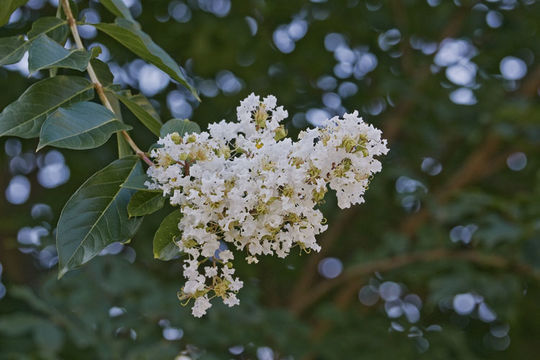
[{"left": 146, "top": 94, "right": 389, "bottom": 317}]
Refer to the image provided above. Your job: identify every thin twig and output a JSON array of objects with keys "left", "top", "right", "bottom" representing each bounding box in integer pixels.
[{"left": 60, "top": 0, "right": 154, "bottom": 167}]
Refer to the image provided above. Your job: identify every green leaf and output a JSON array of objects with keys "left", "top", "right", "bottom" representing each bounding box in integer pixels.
[
  {"left": 94, "top": 19, "right": 199, "bottom": 100},
  {"left": 0, "top": 35, "right": 28, "bottom": 66},
  {"left": 56, "top": 156, "right": 144, "bottom": 277},
  {"left": 38, "top": 102, "right": 131, "bottom": 150},
  {"left": 160, "top": 118, "right": 201, "bottom": 137},
  {"left": 130, "top": 93, "right": 160, "bottom": 120},
  {"left": 0, "top": 17, "right": 68, "bottom": 67},
  {"left": 127, "top": 191, "right": 165, "bottom": 217},
  {"left": 0, "top": 76, "right": 94, "bottom": 139},
  {"left": 117, "top": 133, "right": 132, "bottom": 157},
  {"left": 0, "top": 0, "right": 28, "bottom": 27},
  {"left": 27, "top": 17, "right": 69, "bottom": 43},
  {"left": 121, "top": 172, "right": 158, "bottom": 192},
  {"left": 113, "top": 90, "right": 162, "bottom": 136},
  {"left": 99, "top": 0, "right": 135, "bottom": 22},
  {"left": 54, "top": 49, "right": 92, "bottom": 70},
  {"left": 28, "top": 34, "right": 91, "bottom": 73},
  {"left": 153, "top": 210, "right": 182, "bottom": 261},
  {"left": 90, "top": 59, "right": 114, "bottom": 86}
]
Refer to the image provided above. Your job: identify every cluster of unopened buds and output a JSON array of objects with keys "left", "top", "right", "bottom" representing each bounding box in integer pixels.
[{"left": 146, "top": 94, "right": 389, "bottom": 317}]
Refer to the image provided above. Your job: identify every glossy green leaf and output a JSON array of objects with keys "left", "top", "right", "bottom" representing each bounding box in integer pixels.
[
  {"left": 90, "top": 59, "right": 114, "bottom": 86},
  {"left": 117, "top": 133, "right": 132, "bottom": 157},
  {"left": 0, "top": 17, "right": 68, "bottom": 67},
  {"left": 0, "top": 0, "right": 28, "bottom": 27},
  {"left": 56, "top": 156, "right": 144, "bottom": 277},
  {"left": 54, "top": 49, "right": 92, "bottom": 70},
  {"left": 27, "top": 33, "right": 71, "bottom": 70},
  {"left": 114, "top": 90, "right": 162, "bottom": 136},
  {"left": 28, "top": 34, "right": 91, "bottom": 73},
  {"left": 0, "top": 16, "right": 69, "bottom": 67},
  {"left": 160, "top": 118, "right": 201, "bottom": 137},
  {"left": 153, "top": 210, "right": 182, "bottom": 261},
  {"left": 0, "top": 76, "right": 94, "bottom": 139},
  {"left": 94, "top": 19, "right": 199, "bottom": 100},
  {"left": 121, "top": 172, "right": 158, "bottom": 192},
  {"left": 38, "top": 102, "right": 131, "bottom": 150},
  {"left": 99, "top": 0, "right": 135, "bottom": 22},
  {"left": 127, "top": 191, "right": 165, "bottom": 217},
  {"left": 0, "top": 35, "right": 28, "bottom": 66},
  {"left": 130, "top": 93, "right": 160, "bottom": 120},
  {"left": 27, "top": 17, "right": 69, "bottom": 43}
]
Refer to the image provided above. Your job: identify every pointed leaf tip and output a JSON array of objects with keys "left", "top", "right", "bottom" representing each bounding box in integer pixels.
[{"left": 56, "top": 156, "right": 144, "bottom": 275}]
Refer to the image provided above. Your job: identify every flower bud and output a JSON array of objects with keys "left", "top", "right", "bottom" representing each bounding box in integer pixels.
[
  {"left": 170, "top": 132, "right": 182, "bottom": 144},
  {"left": 274, "top": 125, "right": 287, "bottom": 141},
  {"left": 255, "top": 104, "right": 268, "bottom": 128}
]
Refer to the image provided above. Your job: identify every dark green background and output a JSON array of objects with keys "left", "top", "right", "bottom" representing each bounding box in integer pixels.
[{"left": 1, "top": 0, "right": 540, "bottom": 359}]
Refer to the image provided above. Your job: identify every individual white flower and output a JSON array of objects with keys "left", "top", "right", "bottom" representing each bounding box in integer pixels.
[
  {"left": 204, "top": 266, "right": 218, "bottom": 277},
  {"left": 218, "top": 250, "right": 234, "bottom": 262},
  {"left": 192, "top": 296, "right": 212, "bottom": 318},
  {"left": 223, "top": 294, "right": 240, "bottom": 307},
  {"left": 183, "top": 279, "right": 203, "bottom": 295}
]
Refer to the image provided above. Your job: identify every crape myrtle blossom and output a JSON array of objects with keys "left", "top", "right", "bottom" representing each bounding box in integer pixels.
[{"left": 146, "top": 93, "right": 389, "bottom": 317}]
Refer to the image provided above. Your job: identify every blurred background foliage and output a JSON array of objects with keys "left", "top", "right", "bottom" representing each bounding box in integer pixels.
[{"left": 1, "top": 0, "right": 540, "bottom": 359}]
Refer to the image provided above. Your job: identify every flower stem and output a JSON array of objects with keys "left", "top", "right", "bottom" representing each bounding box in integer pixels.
[{"left": 60, "top": 0, "right": 154, "bottom": 167}]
